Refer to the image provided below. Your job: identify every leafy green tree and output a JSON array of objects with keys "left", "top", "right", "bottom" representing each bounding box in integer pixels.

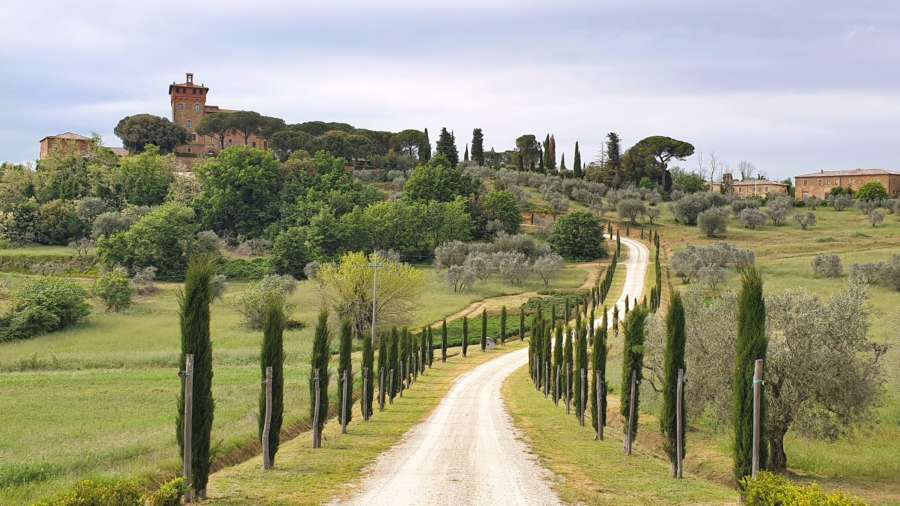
[
  {"left": 35, "top": 199, "right": 88, "bottom": 245},
  {"left": 195, "top": 146, "right": 283, "bottom": 237},
  {"left": 404, "top": 155, "right": 480, "bottom": 203},
  {"left": 621, "top": 305, "right": 649, "bottom": 443},
  {"left": 270, "top": 130, "right": 314, "bottom": 160},
  {"left": 391, "top": 129, "right": 427, "bottom": 158},
  {"left": 115, "top": 114, "right": 188, "bottom": 154},
  {"left": 549, "top": 211, "right": 607, "bottom": 260},
  {"left": 259, "top": 291, "right": 285, "bottom": 464},
  {"left": 573, "top": 142, "right": 583, "bottom": 178},
  {"left": 338, "top": 319, "right": 353, "bottom": 427},
  {"left": 591, "top": 311, "right": 609, "bottom": 434},
  {"left": 471, "top": 128, "right": 485, "bottom": 165},
  {"left": 435, "top": 128, "right": 459, "bottom": 167},
  {"left": 271, "top": 226, "right": 312, "bottom": 279},
  {"left": 671, "top": 167, "right": 707, "bottom": 193},
  {"left": 0, "top": 277, "right": 90, "bottom": 342},
  {"left": 93, "top": 267, "right": 133, "bottom": 312},
  {"left": 854, "top": 181, "right": 888, "bottom": 201},
  {"left": 734, "top": 268, "right": 768, "bottom": 482},
  {"left": 176, "top": 255, "right": 216, "bottom": 496},
  {"left": 481, "top": 190, "right": 522, "bottom": 234},
  {"left": 620, "top": 136, "right": 694, "bottom": 188},
  {"left": 310, "top": 309, "right": 331, "bottom": 446},
  {"left": 515, "top": 134, "right": 541, "bottom": 171},
  {"left": 116, "top": 145, "right": 174, "bottom": 205},
  {"left": 196, "top": 113, "right": 232, "bottom": 151},
  {"left": 227, "top": 111, "right": 266, "bottom": 145},
  {"left": 660, "top": 292, "right": 686, "bottom": 475}
]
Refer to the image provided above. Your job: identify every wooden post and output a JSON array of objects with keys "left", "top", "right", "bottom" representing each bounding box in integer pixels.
[
  {"left": 379, "top": 367, "right": 385, "bottom": 411},
  {"left": 676, "top": 368, "right": 684, "bottom": 479},
  {"left": 313, "top": 369, "right": 321, "bottom": 448},
  {"left": 341, "top": 369, "right": 349, "bottom": 434},
  {"left": 626, "top": 369, "right": 636, "bottom": 455},
  {"left": 752, "top": 359, "right": 764, "bottom": 478},
  {"left": 362, "top": 366, "right": 369, "bottom": 421},
  {"left": 262, "top": 366, "right": 273, "bottom": 470},
  {"left": 182, "top": 354, "right": 193, "bottom": 503},
  {"left": 596, "top": 371, "right": 604, "bottom": 441}
]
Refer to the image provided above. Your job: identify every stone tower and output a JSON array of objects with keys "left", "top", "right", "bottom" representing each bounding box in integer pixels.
[{"left": 168, "top": 73, "right": 208, "bottom": 153}]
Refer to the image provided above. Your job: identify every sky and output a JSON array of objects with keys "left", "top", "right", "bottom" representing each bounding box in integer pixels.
[{"left": 2, "top": 0, "right": 899, "bottom": 180}]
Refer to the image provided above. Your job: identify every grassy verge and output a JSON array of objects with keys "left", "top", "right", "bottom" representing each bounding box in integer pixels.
[
  {"left": 205, "top": 342, "right": 526, "bottom": 504},
  {"left": 503, "top": 366, "right": 738, "bottom": 505}
]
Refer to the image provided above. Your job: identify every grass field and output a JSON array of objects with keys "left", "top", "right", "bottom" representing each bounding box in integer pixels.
[{"left": 0, "top": 262, "right": 587, "bottom": 504}]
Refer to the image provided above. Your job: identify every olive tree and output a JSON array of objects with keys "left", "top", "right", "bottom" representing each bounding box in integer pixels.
[
  {"left": 738, "top": 208, "right": 766, "bottom": 229},
  {"left": 697, "top": 207, "right": 729, "bottom": 237},
  {"left": 794, "top": 211, "right": 817, "bottom": 230},
  {"left": 617, "top": 198, "right": 646, "bottom": 224},
  {"left": 811, "top": 254, "right": 843, "bottom": 278},
  {"left": 765, "top": 196, "right": 793, "bottom": 226},
  {"left": 532, "top": 253, "right": 564, "bottom": 286}
]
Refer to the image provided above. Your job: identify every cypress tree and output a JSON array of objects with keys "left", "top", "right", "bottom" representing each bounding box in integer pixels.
[
  {"left": 519, "top": 306, "right": 525, "bottom": 341},
  {"left": 441, "top": 319, "right": 448, "bottom": 362},
  {"left": 553, "top": 322, "right": 564, "bottom": 403},
  {"left": 574, "top": 321, "right": 588, "bottom": 423},
  {"left": 464, "top": 144, "right": 469, "bottom": 163},
  {"left": 436, "top": 127, "right": 459, "bottom": 167},
  {"left": 377, "top": 332, "right": 387, "bottom": 408},
  {"left": 733, "top": 268, "right": 768, "bottom": 483},
  {"left": 462, "top": 316, "right": 469, "bottom": 356},
  {"left": 542, "top": 134, "right": 552, "bottom": 174},
  {"left": 398, "top": 327, "right": 407, "bottom": 390},
  {"left": 177, "top": 255, "right": 215, "bottom": 497},
  {"left": 338, "top": 319, "right": 353, "bottom": 428},
  {"left": 605, "top": 132, "right": 621, "bottom": 174},
  {"left": 661, "top": 292, "right": 686, "bottom": 475},
  {"left": 560, "top": 153, "right": 567, "bottom": 174},
  {"left": 613, "top": 305, "right": 619, "bottom": 336},
  {"left": 419, "top": 127, "right": 431, "bottom": 162},
  {"left": 259, "top": 292, "right": 285, "bottom": 465},
  {"left": 564, "top": 298, "right": 570, "bottom": 322},
  {"left": 616, "top": 231, "right": 621, "bottom": 255},
  {"left": 573, "top": 141, "right": 583, "bottom": 178},
  {"left": 549, "top": 134, "right": 557, "bottom": 170},
  {"left": 310, "top": 309, "right": 331, "bottom": 447},
  {"left": 481, "top": 308, "right": 487, "bottom": 351},
  {"left": 564, "top": 327, "right": 574, "bottom": 404},
  {"left": 362, "top": 330, "right": 374, "bottom": 419},
  {"left": 471, "top": 128, "right": 485, "bottom": 166},
  {"left": 542, "top": 321, "right": 552, "bottom": 391},
  {"left": 500, "top": 306, "right": 507, "bottom": 344},
  {"left": 420, "top": 327, "right": 428, "bottom": 372},
  {"left": 621, "top": 306, "right": 649, "bottom": 444},
  {"left": 389, "top": 327, "right": 399, "bottom": 400},
  {"left": 427, "top": 325, "right": 434, "bottom": 366},
  {"left": 591, "top": 310, "right": 609, "bottom": 435}
]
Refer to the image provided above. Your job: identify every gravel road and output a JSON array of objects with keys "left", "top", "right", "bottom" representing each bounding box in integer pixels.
[{"left": 337, "top": 236, "right": 649, "bottom": 506}]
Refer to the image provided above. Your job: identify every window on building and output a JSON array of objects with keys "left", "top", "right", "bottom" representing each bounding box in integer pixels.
[
  {"left": 177, "top": 103, "right": 184, "bottom": 110},
  {"left": 187, "top": 120, "right": 192, "bottom": 129},
  {"left": 194, "top": 103, "right": 201, "bottom": 112}
]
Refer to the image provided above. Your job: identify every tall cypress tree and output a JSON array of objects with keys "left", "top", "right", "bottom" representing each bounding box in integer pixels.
[
  {"left": 481, "top": 308, "right": 487, "bottom": 351},
  {"left": 560, "top": 153, "right": 567, "bottom": 174},
  {"left": 471, "top": 128, "right": 485, "bottom": 166},
  {"left": 500, "top": 306, "right": 508, "bottom": 344},
  {"left": 552, "top": 322, "right": 564, "bottom": 403},
  {"left": 362, "top": 330, "right": 374, "bottom": 419},
  {"left": 377, "top": 332, "right": 387, "bottom": 407},
  {"left": 462, "top": 316, "right": 469, "bottom": 356},
  {"left": 435, "top": 128, "right": 459, "bottom": 167},
  {"left": 177, "top": 255, "right": 215, "bottom": 497},
  {"left": 574, "top": 321, "right": 588, "bottom": 423},
  {"left": 389, "top": 327, "right": 400, "bottom": 400},
  {"left": 549, "top": 134, "right": 557, "bottom": 171},
  {"left": 310, "top": 309, "right": 331, "bottom": 447},
  {"left": 259, "top": 293, "right": 285, "bottom": 465},
  {"left": 605, "top": 132, "right": 621, "bottom": 174},
  {"left": 564, "top": 327, "right": 574, "bottom": 403},
  {"left": 573, "top": 141, "right": 583, "bottom": 178},
  {"left": 542, "top": 321, "right": 552, "bottom": 391},
  {"left": 542, "top": 134, "right": 552, "bottom": 174},
  {"left": 591, "top": 311, "right": 608, "bottom": 435},
  {"left": 519, "top": 307, "right": 525, "bottom": 341},
  {"left": 427, "top": 325, "right": 434, "bottom": 366},
  {"left": 621, "top": 306, "right": 649, "bottom": 444},
  {"left": 338, "top": 319, "right": 353, "bottom": 427},
  {"left": 661, "top": 293, "right": 687, "bottom": 475},
  {"left": 419, "top": 128, "right": 431, "bottom": 162},
  {"left": 441, "top": 319, "right": 448, "bottom": 362},
  {"left": 733, "top": 268, "right": 768, "bottom": 482},
  {"left": 464, "top": 144, "right": 469, "bottom": 163},
  {"left": 420, "top": 327, "right": 427, "bottom": 373}
]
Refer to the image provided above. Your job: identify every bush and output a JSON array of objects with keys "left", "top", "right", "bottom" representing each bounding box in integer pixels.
[
  {"left": 738, "top": 208, "right": 767, "bottom": 229},
  {"left": 434, "top": 240, "right": 468, "bottom": 268},
  {"left": 549, "top": 211, "right": 607, "bottom": 260},
  {"left": 827, "top": 193, "right": 853, "bottom": 211},
  {"left": 91, "top": 211, "right": 136, "bottom": 239},
  {"left": 142, "top": 477, "right": 187, "bottom": 506},
  {"left": 481, "top": 190, "right": 522, "bottom": 234},
  {"left": 765, "top": 196, "right": 793, "bottom": 225},
  {"left": 131, "top": 266, "right": 158, "bottom": 295},
  {"left": 868, "top": 208, "right": 885, "bottom": 227},
  {"left": 812, "top": 254, "right": 843, "bottom": 278},
  {"left": 218, "top": 257, "right": 273, "bottom": 280},
  {"left": 741, "top": 472, "right": 866, "bottom": 506},
  {"left": 794, "top": 211, "right": 817, "bottom": 230},
  {"left": 36, "top": 199, "right": 88, "bottom": 245},
  {"left": 697, "top": 207, "right": 729, "bottom": 237},
  {"left": 271, "top": 226, "right": 312, "bottom": 279},
  {"left": 235, "top": 275, "right": 297, "bottom": 329},
  {"left": 731, "top": 198, "right": 761, "bottom": 216},
  {"left": 672, "top": 193, "right": 713, "bottom": 225},
  {"left": 0, "top": 277, "right": 91, "bottom": 342},
  {"left": 93, "top": 267, "right": 133, "bottom": 311},
  {"left": 671, "top": 243, "right": 754, "bottom": 283},
  {"left": 855, "top": 181, "right": 888, "bottom": 202},
  {"left": 36, "top": 478, "right": 142, "bottom": 506}
]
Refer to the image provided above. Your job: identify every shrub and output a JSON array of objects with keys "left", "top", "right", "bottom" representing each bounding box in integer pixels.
[
  {"left": 794, "top": 211, "right": 817, "bottom": 230},
  {"left": 827, "top": 193, "right": 853, "bottom": 211},
  {"left": 446, "top": 264, "right": 476, "bottom": 292},
  {"left": 741, "top": 472, "right": 866, "bottom": 506},
  {"left": 93, "top": 267, "right": 134, "bottom": 311},
  {"left": 36, "top": 478, "right": 142, "bottom": 506},
  {"left": 697, "top": 207, "right": 729, "bottom": 237},
  {"left": 671, "top": 243, "right": 754, "bottom": 283},
  {"left": 35, "top": 199, "right": 88, "bottom": 245},
  {"left": 855, "top": 181, "right": 888, "bottom": 201},
  {"left": 131, "top": 266, "right": 158, "bottom": 295},
  {"left": 91, "top": 211, "right": 136, "bottom": 239},
  {"left": 235, "top": 275, "right": 297, "bottom": 329},
  {"left": 671, "top": 193, "right": 712, "bottom": 225},
  {"left": 812, "top": 254, "right": 843, "bottom": 278},
  {"left": 0, "top": 277, "right": 90, "bottom": 342},
  {"left": 495, "top": 251, "right": 531, "bottom": 285},
  {"left": 731, "top": 198, "right": 760, "bottom": 216},
  {"left": 142, "top": 477, "right": 187, "bottom": 506},
  {"left": 271, "top": 226, "right": 312, "bottom": 279},
  {"left": 869, "top": 208, "right": 885, "bottom": 227},
  {"left": 549, "top": 211, "right": 607, "bottom": 260},
  {"left": 433, "top": 240, "right": 468, "bottom": 268},
  {"left": 532, "top": 253, "right": 564, "bottom": 286},
  {"left": 218, "top": 257, "right": 273, "bottom": 280},
  {"left": 765, "top": 196, "right": 793, "bottom": 225},
  {"left": 617, "top": 198, "right": 646, "bottom": 224},
  {"left": 738, "top": 208, "right": 767, "bottom": 229},
  {"left": 481, "top": 190, "right": 522, "bottom": 234}
]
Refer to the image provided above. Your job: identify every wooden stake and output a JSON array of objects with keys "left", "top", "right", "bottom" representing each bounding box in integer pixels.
[
  {"left": 341, "top": 369, "right": 349, "bottom": 434},
  {"left": 752, "top": 359, "right": 764, "bottom": 478},
  {"left": 676, "top": 368, "right": 684, "bottom": 479},
  {"left": 182, "top": 354, "right": 193, "bottom": 503},
  {"left": 262, "top": 366, "right": 273, "bottom": 469},
  {"left": 626, "top": 369, "right": 636, "bottom": 455},
  {"left": 313, "top": 369, "right": 321, "bottom": 448}
]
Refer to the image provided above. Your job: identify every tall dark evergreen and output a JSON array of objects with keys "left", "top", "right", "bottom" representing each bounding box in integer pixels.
[
  {"left": 549, "top": 134, "right": 557, "bottom": 171},
  {"left": 560, "top": 153, "right": 567, "bottom": 174},
  {"left": 462, "top": 316, "right": 469, "bottom": 356},
  {"left": 362, "top": 331, "right": 374, "bottom": 419},
  {"left": 733, "top": 268, "right": 768, "bottom": 482},
  {"left": 338, "top": 319, "right": 353, "bottom": 427},
  {"left": 471, "top": 128, "right": 485, "bottom": 166},
  {"left": 389, "top": 327, "right": 400, "bottom": 400},
  {"left": 420, "top": 327, "right": 428, "bottom": 372},
  {"left": 441, "top": 319, "right": 448, "bottom": 362},
  {"left": 552, "top": 322, "right": 564, "bottom": 403},
  {"left": 377, "top": 332, "right": 388, "bottom": 407},
  {"left": 177, "top": 256, "right": 215, "bottom": 496},
  {"left": 481, "top": 308, "right": 487, "bottom": 351},
  {"left": 500, "top": 306, "right": 507, "bottom": 344},
  {"left": 605, "top": 132, "right": 622, "bottom": 172},
  {"left": 519, "top": 307, "right": 525, "bottom": 341},
  {"left": 464, "top": 144, "right": 469, "bottom": 163},
  {"left": 310, "top": 309, "right": 331, "bottom": 446},
  {"left": 435, "top": 127, "right": 459, "bottom": 167},
  {"left": 573, "top": 141, "right": 583, "bottom": 178},
  {"left": 427, "top": 325, "right": 434, "bottom": 366},
  {"left": 259, "top": 294, "right": 285, "bottom": 464},
  {"left": 542, "top": 134, "right": 552, "bottom": 174},
  {"left": 419, "top": 128, "right": 432, "bottom": 161},
  {"left": 591, "top": 311, "right": 608, "bottom": 435},
  {"left": 621, "top": 306, "right": 649, "bottom": 443},
  {"left": 661, "top": 293, "right": 687, "bottom": 474},
  {"left": 564, "top": 327, "right": 574, "bottom": 403},
  {"left": 574, "top": 321, "right": 588, "bottom": 423}
]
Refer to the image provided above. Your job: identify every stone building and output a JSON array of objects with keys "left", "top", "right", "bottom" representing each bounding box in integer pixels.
[
  {"left": 169, "top": 73, "right": 268, "bottom": 167},
  {"left": 709, "top": 173, "right": 789, "bottom": 198},
  {"left": 794, "top": 169, "right": 900, "bottom": 201},
  {"left": 39, "top": 132, "right": 127, "bottom": 159}
]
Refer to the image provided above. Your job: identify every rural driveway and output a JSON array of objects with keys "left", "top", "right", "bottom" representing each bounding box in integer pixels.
[{"left": 337, "top": 235, "right": 649, "bottom": 506}]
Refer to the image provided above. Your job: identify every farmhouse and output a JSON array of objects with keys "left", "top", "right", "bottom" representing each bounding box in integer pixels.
[
  {"left": 794, "top": 168, "right": 900, "bottom": 201},
  {"left": 39, "top": 132, "right": 128, "bottom": 160},
  {"left": 709, "top": 173, "right": 789, "bottom": 198}
]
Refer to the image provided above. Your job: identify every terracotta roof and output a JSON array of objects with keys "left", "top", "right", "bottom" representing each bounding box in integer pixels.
[
  {"left": 41, "top": 132, "right": 92, "bottom": 142},
  {"left": 795, "top": 168, "right": 900, "bottom": 178},
  {"left": 732, "top": 179, "right": 787, "bottom": 186}
]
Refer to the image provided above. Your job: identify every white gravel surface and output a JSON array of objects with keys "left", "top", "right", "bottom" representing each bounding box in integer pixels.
[{"left": 337, "top": 236, "right": 649, "bottom": 506}]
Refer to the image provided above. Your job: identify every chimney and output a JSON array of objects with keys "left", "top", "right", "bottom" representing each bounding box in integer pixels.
[{"left": 186, "top": 73, "right": 194, "bottom": 84}]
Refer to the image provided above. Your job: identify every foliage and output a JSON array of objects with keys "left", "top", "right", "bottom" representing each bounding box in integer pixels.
[
  {"left": 471, "top": 128, "right": 485, "bottom": 165},
  {"left": 812, "top": 254, "right": 843, "bottom": 278},
  {"left": 195, "top": 146, "right": 283, "bottom": 238},
  {"left": 114, "top": 114, "right": 188, "bottom": 154},
  {"left": 734, "top": 268, "right": 767, "bottom": 483},
  {"left": 270, "top": 226, "right": 312, "bottom": 279},
  {"left": 660, "top": 292, "right": 687, "bottom": 474},
  {"left": 403, "top": 155, "right": 480, "bottom": 202},
  {"left": 0, "top": 277, "right": 90, "bottom": 342},
  {"left": 697, "top": 207, "right": 729, "bottom": 237},
  {"left": 481, "top": 190, "right": 522, "bottom": 234},
  {"left": 765, "top": 196, "right": 793, "bottom": 226},
  {"left": 868, "top": 208, "right": 885, "bottom": 227},
  {"left": 361, "top": 330, "right": 375, "bottom": 418},
  {"left": 36, "top": 478, "right": 142, "bottom": 506},
  {"left": 854, "top": 181, "right": 888, "bottom": 202},
  {"left": 93, "top": 267, "right": 133, "bottom": 311},
  {"left": 740, "top": 472, "right": 866, "bottom": 506},
  {"left": 116, "top": 145, "right": 174, "bottom": 205},
  {"left": 794, "top": 211, "right": 817, "bottom": 230},
  {"left": 97, "top": 203, "right": 200, "bottom": 280},
  {"left": 92, "top": 210, "right": 136, "bottom": 238},
  {"left": 620, "top": 136, "right": 694, "bottom": 188},
  {"left": 310, "top": 309, "right": 330, "bottom": 441},
  {"left": 738, "top": 208, "right": 767, "bottom": 229},
  {"left": 827, "top": 193, "right": 854, "bottom": 211},
  {"left": 671, "top": 167, "right": 707, "bottom": 193},
  {"left": 142, "top": 477, "right": 188, "bottom": 506},
  {"left": 670, "top": 242, "right": 754, "bottom": 283},
  {"left": 236, "top": 275, "right": 297, "bottom": 329},
  {"left": 532, "top": 253, "right": 564, "bottom": 286},
  {"left": 672, "top": 192, "right": 714, "bottom": 225},
  {"left": 620, "top": 305, "right": 649, "bottom": 439},
  {"left": 338, "top": 319, "right": 353, "bottom": 426},
  {"left": 435, "top": 128, "right": 459, "bottom": 167},
  {"left": 617, "top": 198, "right": 646, "bottom": 224},
  {"left": 176, "top": 255, "right": 216, "bottom": 495},
  {"left": 218, "top": 257, "right": 273, "bottom": 280},
  {"left": 35, "top": 199, "right": 89, "bottom": 245},
  {"left": 549, "top": 211, "right": 607, "bottom": 261}
]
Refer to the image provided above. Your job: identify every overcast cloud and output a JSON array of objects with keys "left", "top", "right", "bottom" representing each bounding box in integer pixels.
[{"left": 2, "top": 0, "right": 899, "bottom": 179}]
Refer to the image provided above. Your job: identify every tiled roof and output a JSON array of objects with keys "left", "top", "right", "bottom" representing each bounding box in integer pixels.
[
  {"left": 732, "top": 179, "right": 787, "bottom": 186},
  {"left": 795, "top": 168, "right": 900, "bottom": 178},
  {"left": 42, "top": 132, "right": 92, "bottom": 141}
]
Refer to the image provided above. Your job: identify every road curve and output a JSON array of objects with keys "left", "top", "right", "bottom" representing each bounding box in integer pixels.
[{"left": 337, "top": 235, "right": 649, "bottom": 506}]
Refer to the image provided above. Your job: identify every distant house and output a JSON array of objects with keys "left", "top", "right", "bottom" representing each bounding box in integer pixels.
[
  {"left": 39, "top": 132, "right": 127, "bottom": 160},
  {"left": 709, "top": 173, "right": 788, "bottom": 198},
  {"left": 794, "top": 168, "right": 900, "bottom": 201}
]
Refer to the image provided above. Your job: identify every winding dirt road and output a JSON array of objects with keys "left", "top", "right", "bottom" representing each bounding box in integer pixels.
[{"left": 338, "top": 236, "right": 649, "bottom": 506}]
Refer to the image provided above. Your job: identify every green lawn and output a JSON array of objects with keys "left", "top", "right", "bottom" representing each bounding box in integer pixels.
[{"left": 0, "top": 263, "right": 588, "bottom": 504}]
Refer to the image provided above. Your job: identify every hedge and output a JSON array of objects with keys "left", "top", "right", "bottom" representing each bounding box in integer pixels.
[
  {"left": 741, "top": 472, "right": 867, "bottom": 506},
  {"left": 217, "top": 257, "right": 274, "bottom": 280}
]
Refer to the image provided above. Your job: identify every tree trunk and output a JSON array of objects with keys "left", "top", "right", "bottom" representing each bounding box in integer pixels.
[{"left": 769, "top": 430, "right": 788, "bottom": 472}]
